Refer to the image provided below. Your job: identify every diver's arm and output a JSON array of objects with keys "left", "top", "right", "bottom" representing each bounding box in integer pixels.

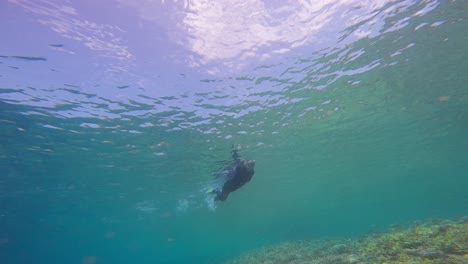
[{"left": 231, "top": 148, "right": 240, "bottom": 160}]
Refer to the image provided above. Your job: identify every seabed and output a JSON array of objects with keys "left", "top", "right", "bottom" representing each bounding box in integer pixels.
[{"left": 226, "top": 217, "right": 468, "bottom": 264}]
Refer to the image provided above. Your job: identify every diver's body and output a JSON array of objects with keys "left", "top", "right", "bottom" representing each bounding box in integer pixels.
[{"left": 212, "top": 149, "right": 255, "bottom": 201}]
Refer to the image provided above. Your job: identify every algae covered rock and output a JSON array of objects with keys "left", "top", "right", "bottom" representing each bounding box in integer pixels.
[{"left": 225, "top": 217, "right": 468, "bottom": 264}]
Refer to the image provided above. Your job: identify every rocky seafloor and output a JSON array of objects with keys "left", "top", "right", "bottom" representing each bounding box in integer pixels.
[{"left": 225, "top": 217, "right": 467, "bottom": 264}]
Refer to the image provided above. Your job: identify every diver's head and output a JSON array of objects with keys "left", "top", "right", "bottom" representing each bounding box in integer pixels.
[
  {"left": 245, "top": 159, "right": 255, "bottom": 169},
  {"left": 238, "top": 159, "right": 255, "bottom": 178}
]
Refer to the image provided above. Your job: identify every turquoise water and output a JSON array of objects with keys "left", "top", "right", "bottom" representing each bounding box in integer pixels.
[{"left": 1, "top": 0, "right": 468, "bottom": 263}]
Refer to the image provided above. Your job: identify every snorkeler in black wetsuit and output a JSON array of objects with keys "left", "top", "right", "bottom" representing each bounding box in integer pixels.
[{"left": 212, "top": 149, "right": 255, "bottom": 201}]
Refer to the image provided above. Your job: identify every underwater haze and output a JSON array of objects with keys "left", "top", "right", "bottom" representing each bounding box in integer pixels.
[{"left": 1, "top": 0, "right": 467, "bottom": 263}]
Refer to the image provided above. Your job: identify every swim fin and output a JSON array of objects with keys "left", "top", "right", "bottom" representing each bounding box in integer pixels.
[{"left": 206, "top": 187, "right": 218, "bottom": 194}]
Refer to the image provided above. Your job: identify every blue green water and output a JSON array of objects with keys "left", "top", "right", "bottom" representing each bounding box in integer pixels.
[{"left": 1, "top": 0, "right": 468, "bottom": 263}]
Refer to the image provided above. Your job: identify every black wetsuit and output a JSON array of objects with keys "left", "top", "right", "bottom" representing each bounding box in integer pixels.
[{"left": 214, "top": 150, "right": 255, "bottom": 201}]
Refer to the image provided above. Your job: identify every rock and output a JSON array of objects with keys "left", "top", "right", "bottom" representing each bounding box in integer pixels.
[
  {"left": 405, "top": 248, "right": 444, "bottom": 259},
  {"left": 330, "top": 243, "right": 348, "bottom": 254}
]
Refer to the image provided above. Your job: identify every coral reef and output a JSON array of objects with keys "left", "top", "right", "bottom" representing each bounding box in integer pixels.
[{"left": 225, "top": 217, "right": 467, "bottom": 264}]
